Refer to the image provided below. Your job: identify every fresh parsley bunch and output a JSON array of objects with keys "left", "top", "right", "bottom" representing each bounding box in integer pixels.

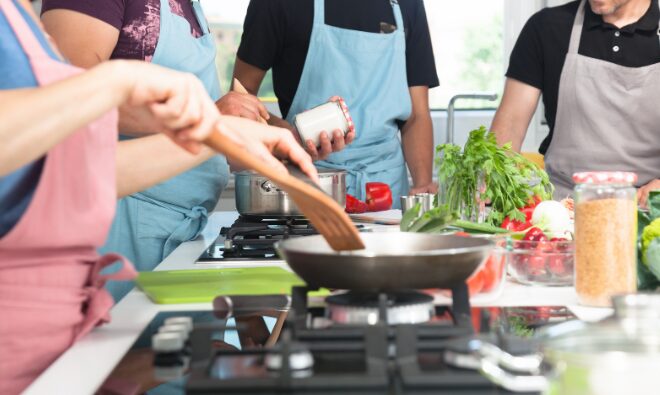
[{"left": 436, "top": 127, "right": 553, "bottom": 226}]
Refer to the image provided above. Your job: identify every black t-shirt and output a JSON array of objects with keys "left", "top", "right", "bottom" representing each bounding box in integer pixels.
[
  {"left": 237, "top": 0, "right": 439, "bottom": 119},
  {"left": 506, "top": 0, "right": 660, "bottom": 154}
]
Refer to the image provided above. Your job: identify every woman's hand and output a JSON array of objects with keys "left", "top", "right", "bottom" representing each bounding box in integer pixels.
[
  {"left": 115, "top": 60, "right": 221, "bottom": 153},
  {"left": 215, "top": 116, "right": 318, "bottom": 182}
]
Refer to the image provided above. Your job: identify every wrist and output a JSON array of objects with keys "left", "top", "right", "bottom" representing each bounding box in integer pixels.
[{"left": 103, "top": 60, "right": 138, "bottom": 105}]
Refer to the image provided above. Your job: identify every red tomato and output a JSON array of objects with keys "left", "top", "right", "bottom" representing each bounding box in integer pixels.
[
  {"left": 365, "top": 182, "right": 393, "bottom": 212},
  {"left": 523, "top": 227, "right": 547, "bottom": 242},
  {"left": 548, "top": 256, "right": 566, "bottom": 276},
  {"left": 454, "top": 232, "right": 471, "bottom": 237},
  {"left": 345, "top": 194, "right": 368, "bottom": 214},
  {"left": 528, "top": 256, "right": 546, "bottom": 276}
]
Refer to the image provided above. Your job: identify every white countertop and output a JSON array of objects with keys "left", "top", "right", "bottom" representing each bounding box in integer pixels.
[{"left": 24, "top": 211, "right": 614, "bottom": 395}]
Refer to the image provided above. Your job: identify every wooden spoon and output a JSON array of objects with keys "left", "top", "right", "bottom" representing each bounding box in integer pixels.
[{"left": 204, "top": 131, "right": 365, "bottom": 251}]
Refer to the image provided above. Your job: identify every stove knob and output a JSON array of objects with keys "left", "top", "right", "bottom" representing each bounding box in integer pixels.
[
  {"left": 164, "top": 316, "right": 193, "bottom": 332},
  {"left": 152, "top": 333, "right": 184, "bottom": 353},
  {"left": 265, "top": 345, "right": 314, "bottom": 371}
]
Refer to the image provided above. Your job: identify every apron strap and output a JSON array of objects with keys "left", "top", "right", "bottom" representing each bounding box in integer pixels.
[
  {"left": 391, "top": 0, "right": 405, "bottom": 35},
  {"left": 191, "top": 0, "right": 211, "bottom": 34},
  {"left": 0, "top": 0, "right": 52, "bottom": 62},
  {"left": 568, "top": 0, "right": 587, "bottom": 54},
  {"left": 313, "top": 0, "right": 325, "bottom": 27}
]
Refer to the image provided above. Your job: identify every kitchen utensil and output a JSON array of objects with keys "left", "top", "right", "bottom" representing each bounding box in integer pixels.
[
  {"left": 400, "top": 196, "right": 417, "bottom": 214},
  {"left": 235, "top": 169, "right": 346, "bottom": 217},
  {"left": 232, "top": 78, "right": 268, "bottom": 124},
  {"left": 470, "top": 292, "right": 660, "bottom": 394},
  {"left": 276, "top": 232, "right": 493, "bottom": 291},
  {"left": 292, "top": 98, "right": 354, "bottom": 147},
  {"left": 135, "top": 267, "right": 329, "bottom": 304},
  {"left": 507, "top": 239, "right": 575, "bottom": 286},
  {"left": 204, "top": 132, "right": 365, "bottom": 251}
]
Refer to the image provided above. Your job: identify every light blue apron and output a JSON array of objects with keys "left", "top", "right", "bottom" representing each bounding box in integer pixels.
[
  {"left": 100, "top": 0, "right": 229, "bottom": 302},
  {"left": 285, "top": 0, "right": 412, "bottom": 208}
]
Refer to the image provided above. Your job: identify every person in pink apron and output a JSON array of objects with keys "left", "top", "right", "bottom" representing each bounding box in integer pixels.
[
  {"left": 491, "top": 0, "right": 660, "bottom": 205},
  {"left": 0, "top": 1, "right": 316, "bottom": 392}
]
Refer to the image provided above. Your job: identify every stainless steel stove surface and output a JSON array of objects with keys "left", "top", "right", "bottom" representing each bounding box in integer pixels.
[
  {"left": 122, "top": 286, "right": 575, "bottom": 395},
  {"left": 197, "top": 216, "right": 318, "bottom": 263}
]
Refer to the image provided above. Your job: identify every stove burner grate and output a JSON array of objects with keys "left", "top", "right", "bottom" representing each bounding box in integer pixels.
[{"left": 326, "top": 291, "right": 435, "bottom": 325}]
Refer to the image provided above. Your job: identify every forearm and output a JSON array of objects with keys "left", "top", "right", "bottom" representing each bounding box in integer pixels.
[
  {"left": 490, "top": 79, "right": 541, "bottom": 152},
  {"left": 0, "top": 61, "right": 130, "bottom": 176},
  {"left": 401, "top": 114, "right": 434, "bottom": 188},
  {"left": 116, "top": 135, "right": 215, "bottom": 198},
  {"left": 490, "top": 110, "right": 527, "bottom": 152}
]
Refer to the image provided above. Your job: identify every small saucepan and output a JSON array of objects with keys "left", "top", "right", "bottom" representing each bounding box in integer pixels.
[{"left": 234, "top": 169, "right": 346, "bottom": 217}]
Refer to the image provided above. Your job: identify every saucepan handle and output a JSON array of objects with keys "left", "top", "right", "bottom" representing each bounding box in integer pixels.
[
  {"left": 213, "top": 295, "right": 291, "bottom": 319},
  {"left": 480, "top": 356, "right": 550, "bottom": 393}
]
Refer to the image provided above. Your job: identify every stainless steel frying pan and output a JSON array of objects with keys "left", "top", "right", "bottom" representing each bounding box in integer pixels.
[{"left": 276, "top": 232, "right": 494, "bottom": 291}]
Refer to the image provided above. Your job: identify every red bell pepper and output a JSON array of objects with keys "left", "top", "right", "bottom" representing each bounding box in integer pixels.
[
  {"left": 345, "top": 194, "right": 368, "bottom": 214},
  {"left": 365, "top": 182, "right": 393, "bottom": 212},
  {"left": 501, "top": 217, "right": 529, "bottom": 232}
]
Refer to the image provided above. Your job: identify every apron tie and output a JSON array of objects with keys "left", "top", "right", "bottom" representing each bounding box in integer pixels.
[
  {"left": 76, "top": 253, "right": 136, "bottom": 340},
  {"left": 132, "top": 192, "right": 209, "bottom": 259}
]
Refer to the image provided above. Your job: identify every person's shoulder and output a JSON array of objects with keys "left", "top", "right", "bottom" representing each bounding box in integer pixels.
[
  {"left": 397, "top": 0, "right": 425, "bottom": 16},
  {"left": 531, "top": 0, "right": 580, "bottom": 26}
]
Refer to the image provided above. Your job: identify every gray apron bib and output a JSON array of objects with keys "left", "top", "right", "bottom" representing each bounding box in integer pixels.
[{"left": 545, "top": 0, "right": 660, "bottom": 199}]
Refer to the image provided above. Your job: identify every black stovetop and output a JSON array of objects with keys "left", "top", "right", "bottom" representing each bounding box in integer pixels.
[
  {"left": 121, "top": 286, "right": 575, "bottom": 395},
  {"left": 197, "top": 216, "right": 319, "bottom": 262}
]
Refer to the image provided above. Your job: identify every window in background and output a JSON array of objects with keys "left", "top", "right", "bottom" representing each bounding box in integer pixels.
[
  {"left": 424, "top": 0, "right": 505, "bottom": 110},
  {"left": 202, "top": 0, "right": 506, "bottom": 109},
  {"left": 202, "top": 0, "right": 275, "bottom": 99}
]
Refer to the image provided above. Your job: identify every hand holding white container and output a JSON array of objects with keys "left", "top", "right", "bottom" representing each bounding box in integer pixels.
[{"left": 293, "top": 96, "right": 355, "bottom": 147}]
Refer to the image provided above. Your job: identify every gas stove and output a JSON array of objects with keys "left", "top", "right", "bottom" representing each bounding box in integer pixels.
[
  {"left": 197, "top": 216, "right": 319, "bottom": 262},
  {"left": 139, "top": 285, "right": 575, "bottom": 394}
]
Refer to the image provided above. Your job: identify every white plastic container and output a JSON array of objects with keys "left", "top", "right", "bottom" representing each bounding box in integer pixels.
[{"left": 293, "top": 98, "right": 355, "bottom": 147}]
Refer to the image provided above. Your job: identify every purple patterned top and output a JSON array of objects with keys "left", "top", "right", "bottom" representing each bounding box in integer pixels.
[{"left": 42, "top": 0, "right": 203, "bottom": 62}]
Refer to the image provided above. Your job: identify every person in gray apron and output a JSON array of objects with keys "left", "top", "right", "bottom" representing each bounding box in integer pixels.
[{"left": 491, "top": 0, "right": 660, "bottom": 203}]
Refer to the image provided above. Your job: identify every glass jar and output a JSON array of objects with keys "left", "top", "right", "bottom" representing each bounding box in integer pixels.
[{"left": 573, "top": 172, "right": 637, "bottom": 307}]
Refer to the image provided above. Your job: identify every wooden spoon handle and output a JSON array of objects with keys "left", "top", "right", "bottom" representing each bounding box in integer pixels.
[{"left": 203, "top": 130, "right": 289, "bottom": 187}]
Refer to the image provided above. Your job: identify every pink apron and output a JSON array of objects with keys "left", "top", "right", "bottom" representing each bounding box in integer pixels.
[{"left": 0, "top": 1, "right": 137, "bottom": 393}]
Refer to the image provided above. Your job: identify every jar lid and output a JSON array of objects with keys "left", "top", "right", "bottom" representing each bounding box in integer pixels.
[
  {"left": 572, "top": 171, "right": 637, "bottom": 185},
  {"left": 336, "top": 97, "right": 356, "bottom": 135}
]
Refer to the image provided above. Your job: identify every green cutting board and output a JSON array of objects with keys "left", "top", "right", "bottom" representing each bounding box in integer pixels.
[{"left": 137, "top": 267, "right": 328, "bottom": 304}]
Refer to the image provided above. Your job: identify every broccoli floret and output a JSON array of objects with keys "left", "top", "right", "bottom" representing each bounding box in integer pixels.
[{"left": 642, "top": 218, "right": 660, "bottom": 266}]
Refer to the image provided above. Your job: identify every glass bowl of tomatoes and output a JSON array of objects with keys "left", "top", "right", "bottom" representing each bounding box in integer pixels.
[{"left": 507, "top": 238, "right": 574, "bottom": 286}]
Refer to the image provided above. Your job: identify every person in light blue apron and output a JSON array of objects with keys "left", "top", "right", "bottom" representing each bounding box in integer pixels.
[
  {"left": 99, "top": 0, "right": 228, "bottom": 301},
  {"left": 234, "top": 0, "right": 439, "bottom": 208},
  {"left": 42, "top": 0, "right": 266, "bottom": 302}
]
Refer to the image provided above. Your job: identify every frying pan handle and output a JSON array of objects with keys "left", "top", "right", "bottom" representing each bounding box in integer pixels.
[{"left": 213, "top": 295, "right": 291, "bottom": 319}]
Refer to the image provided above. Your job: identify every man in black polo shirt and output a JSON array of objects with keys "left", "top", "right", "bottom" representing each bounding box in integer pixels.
[
  {"left": 233, "top": 0, "right": 439, "bottom": 205},
  {"left": 491, "top": 0, "right": 660, "bottom": 205}
]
